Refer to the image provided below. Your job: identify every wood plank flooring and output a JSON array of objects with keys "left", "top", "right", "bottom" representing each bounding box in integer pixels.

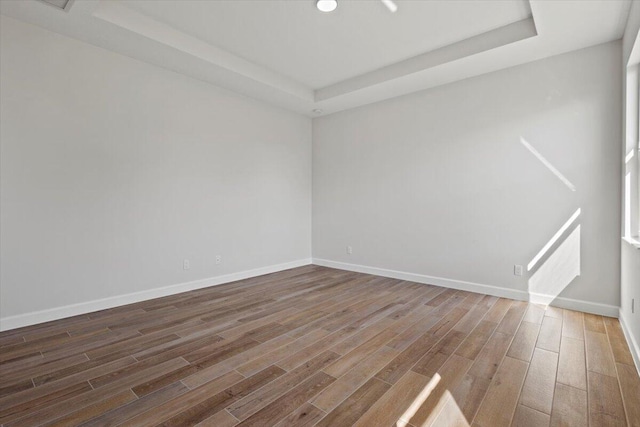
[{"left": 0, "top": 265, "right": 638, "bottom": 426}]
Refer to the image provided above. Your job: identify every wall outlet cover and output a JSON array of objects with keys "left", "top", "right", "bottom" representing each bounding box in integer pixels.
[{"left": 514, "top": 265, "right": 524, "bottom": 276}]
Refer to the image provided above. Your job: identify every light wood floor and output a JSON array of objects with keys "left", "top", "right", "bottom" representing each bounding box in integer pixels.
[{"left": 0, "top": 266, "right": 638, "bottom": 427}]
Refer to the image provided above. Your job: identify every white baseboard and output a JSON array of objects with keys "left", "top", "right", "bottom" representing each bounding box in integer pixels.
[
  {"left": 619, "top": 309, "right": 640, "bottom": 376},
  {"left": 313, "top": 258, "right": 528, "bottom": 300},
  {"left": 312, "top": 258, "right": 619, "bottom": 317},
  {"left": 2, "top": 257, "right": 621, "bottom": 332},
  {"left": 0, "top": 258, "right": 312, "bottom": 332},
  {"left": 528, "top": 292, "right": 620, "bottom": 317}
]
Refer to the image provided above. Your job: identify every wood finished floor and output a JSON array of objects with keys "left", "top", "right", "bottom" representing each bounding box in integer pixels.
[{"left": 0, "top": 265, "right": 638, "bottom": 427}]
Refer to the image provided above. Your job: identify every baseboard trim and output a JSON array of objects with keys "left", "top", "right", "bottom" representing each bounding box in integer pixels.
[
  {"left": 0, "top": 258, "right": 313, "bottom": 332},
  {"left": 312, "top": 258, "right": 619, "bottom": 317},
  {"left": 313, "top": 258, "right": 528, "bottom": 300},
  {"left": 2, "top": 257, "right": 621, "bottom": 332},
  {"left": 527, "top": 292, "right": 620, "bottom": 317},
  {"left": 619, "top": 309, "right": 640, "bottom": 375}
]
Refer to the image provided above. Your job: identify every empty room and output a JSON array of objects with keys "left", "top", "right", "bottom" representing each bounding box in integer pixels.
[{"left": 1, "top": 0, "right": 639, "bottom": 426}]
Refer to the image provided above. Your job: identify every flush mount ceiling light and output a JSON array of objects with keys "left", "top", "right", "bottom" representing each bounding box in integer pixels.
[
  {"left": 315, "top": 0, "right": 397, "bottom": 14},
  {"left": 316, "top": 0, "right": 337, "bottom": 13},
  {"left": 380, "top": 0, "right": 398, "bottom": 13}
]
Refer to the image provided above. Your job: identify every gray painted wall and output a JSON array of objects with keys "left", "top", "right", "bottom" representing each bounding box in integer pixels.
[
  {"left": 0, "top": 16, "right": 312, "bottom": 320},
  {"left": 313, "top": 42, "right": 622, "bottom": 310}
]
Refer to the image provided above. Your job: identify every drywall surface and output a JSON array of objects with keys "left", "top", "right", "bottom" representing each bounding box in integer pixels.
[
  {"left": 0, "top": 16, "right": 312, "bottom": 321},
  {"left": 313, "top": 41, "right": 622, "bottom": 309}
]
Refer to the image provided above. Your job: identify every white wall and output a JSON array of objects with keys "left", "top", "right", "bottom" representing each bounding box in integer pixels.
[
  {"left": 0, "top": 16, "right": 312, "bottom": 325},
  {"left": 313, "top": 42, "right": 622, "bottom": 314},
  {"left": 621, "top": 0, "right": 640, "bottom": 369}
]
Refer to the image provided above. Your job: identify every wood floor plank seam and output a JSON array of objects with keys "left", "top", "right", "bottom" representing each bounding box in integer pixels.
[
  {"left": 466, "top": 300, "right": 528, "bottom": 426},
  {"left": 374, "top": 306, "right": 466, "bottom": 382},
  {"left": 312, "top": 347, "right": 399, "bottom": 414},
  {"left": 468, "top": 355, "right": 519, "bottom": 425},
  {"left": 412, "top": 296, "right": 501, "bottom": 379},
  {"left": 606, "top": 318, "right": 636, "bottom": 427}
]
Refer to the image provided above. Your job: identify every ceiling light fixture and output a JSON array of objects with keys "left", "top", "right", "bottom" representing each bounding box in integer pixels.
[
  {"left": 316, "top": 0, "right": 337, "bottom": 13},
  {"left": 380, "top": 0, "right": 398, "bottom": 13}
]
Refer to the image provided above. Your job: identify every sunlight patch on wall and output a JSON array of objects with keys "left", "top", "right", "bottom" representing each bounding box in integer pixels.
[
  {"left": 529, "top": 225, "right": 580, "bottom": 306},
  {"left": 527, "top": 208, "right": 581, "bottom": 271},
  {"left": 520, "top": 137, "right": 576, "bottom": 192}
]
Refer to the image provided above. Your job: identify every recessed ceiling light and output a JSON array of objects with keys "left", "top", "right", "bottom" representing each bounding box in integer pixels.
[
  {"left": 380, "top": 0, "right": 398, "bottom": 13},
  {"left": 316, "top": 0, "right": 337, "bottom": 13},
  {"left": 313, "top": 109, "right": 323, "bottom": 114}
]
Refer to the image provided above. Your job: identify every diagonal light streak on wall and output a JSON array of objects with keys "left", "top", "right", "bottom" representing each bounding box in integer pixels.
[
  {"left": 527, "top": 208, "right": 581, "bottom": 271},
  {"left": 520, "top": 137, "right": 577, "bottom": 192}
]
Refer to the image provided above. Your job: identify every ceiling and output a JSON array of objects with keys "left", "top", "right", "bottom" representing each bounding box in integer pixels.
[
  {"left": 0, "top": 0, "right": 632, "bottom": 116},
  {"left": 122, "top": 0, "right": 533, "bottom": 89}
]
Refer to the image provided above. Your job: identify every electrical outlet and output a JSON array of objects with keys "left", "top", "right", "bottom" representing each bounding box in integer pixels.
[
  {"left": 183, "top": 259, "right": 190, "bottom": 270},
  {"left": 514, "top": 265, "right": 523, "bottom": 276},
  {"left": 346, "top": 245, "right": 353, "bottom": 255},
  {"left": 215, "top": 255, "right": 222, "bottom": 265}
]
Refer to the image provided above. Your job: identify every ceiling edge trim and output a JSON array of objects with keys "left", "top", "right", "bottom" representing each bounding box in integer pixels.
[
  {"left": 91, "top": 1, "right": 313, "bottom": 102},
  {"left": 315, "top": 17, "right": 538, "bottom": 102}
]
